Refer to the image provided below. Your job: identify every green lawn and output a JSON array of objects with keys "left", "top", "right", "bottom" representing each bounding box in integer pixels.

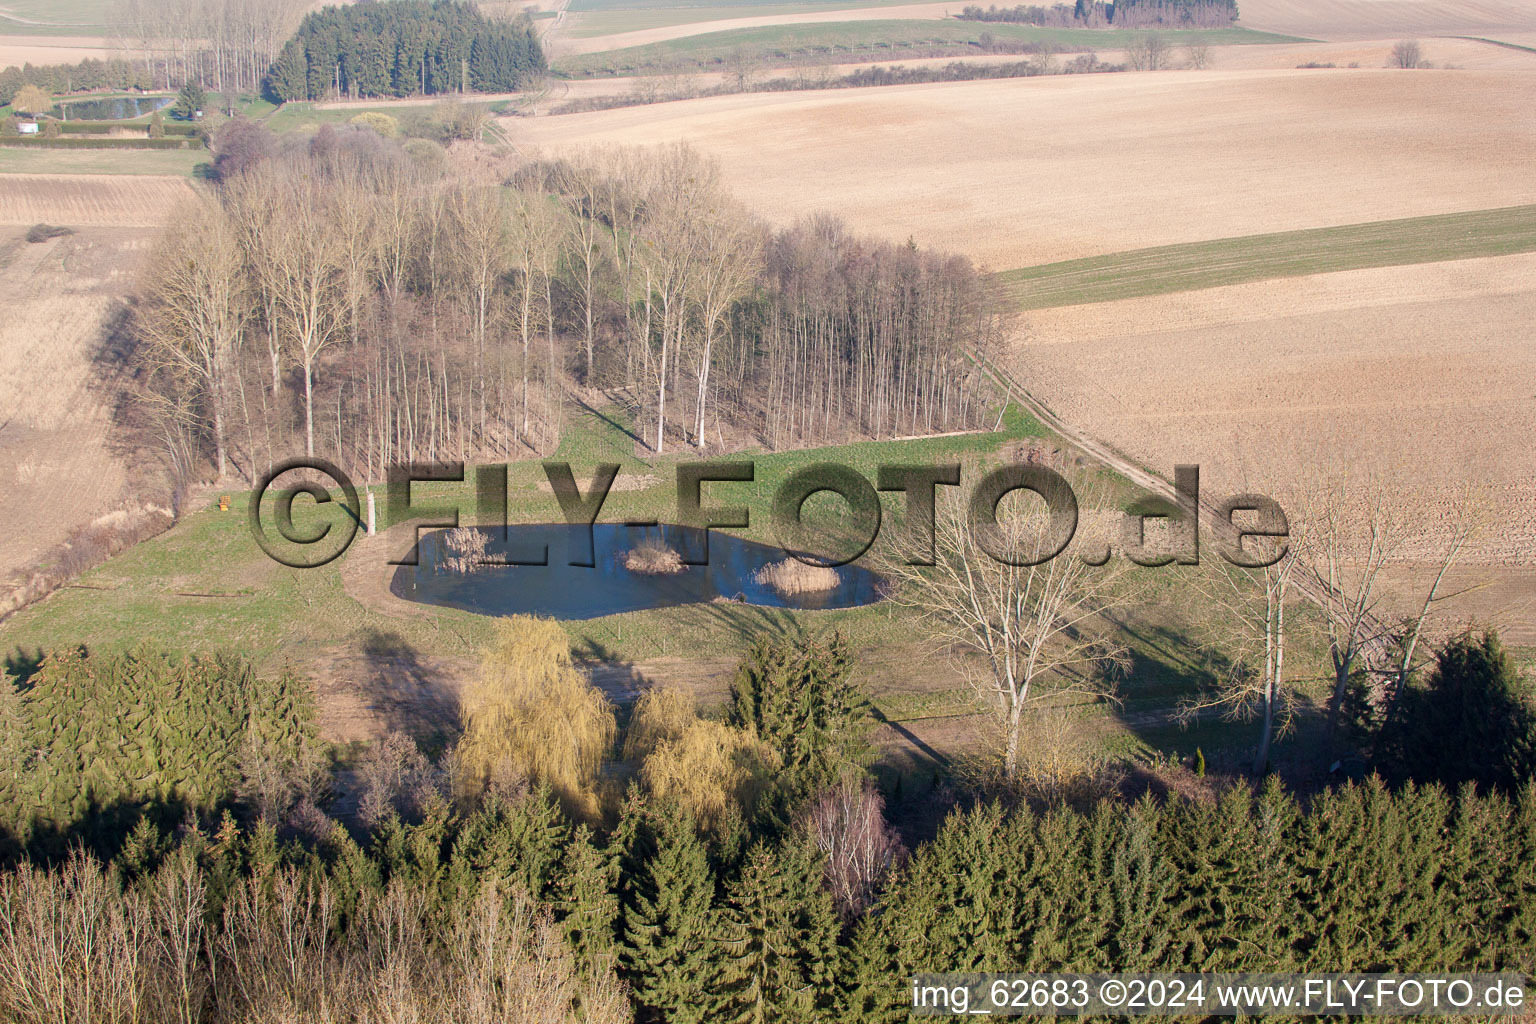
[
  {"left": 569, "top": 0, "right": 943, "bottom": 37},
  {"left": 0, "top": 146, "right": 208, "bottom": 175},
  {"left": 557, "top": 21, "right": 1302, "bottom": 74},
  {"left": 0, "top": 403, "right": 1046, "bottom": 670},
  {"left": 994, "top": 204, "right": 1536, "bottom": 310},
  {"left": 0, "top": 400, "right": 1352, "bottom": 776},
  {"left": 0, "top": 0, "right": 111, "bottom": 34}
]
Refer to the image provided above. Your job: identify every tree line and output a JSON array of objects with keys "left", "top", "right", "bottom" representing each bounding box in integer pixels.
[
  {"left": 134, "top": 127, "right": 1001, "bottom": 495},
  {"left": 0, "top": 620, "right": 1532, "bottom": 1023},
  {"left": 262, "top": 1, "right": 546, "bottom": 102},
  {"left": 109, "top": 0, "right": 310, "bottom": 97},
  {"left": 958, "top": 0, "right": 1237, "bottom": 27}
]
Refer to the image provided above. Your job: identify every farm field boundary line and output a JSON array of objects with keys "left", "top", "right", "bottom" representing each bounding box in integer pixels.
[{"left": 994, "top": 204, "right": 1536, "bottom": 310}]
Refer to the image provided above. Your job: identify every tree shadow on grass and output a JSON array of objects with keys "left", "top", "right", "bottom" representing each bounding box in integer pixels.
[{"left": 356, "top": 628, "right": 461, "bottom": 751}]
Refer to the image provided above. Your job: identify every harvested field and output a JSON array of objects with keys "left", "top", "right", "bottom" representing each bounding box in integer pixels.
[
  {"left": 1195, "top": 35, "right": 1536, "bottom": 69},
  {"left": 1013, "top": 252, "right": 1536, "bottom": 567},
  {"left": 1236, "top": 0, "right": 1536, "bottom": 40},
  {"left": 0, "top": 148, "right": 207, "bottom": 177},
  {"left": 517, "top": 69, "right": 1536, "bottom": 267},
  {"left": 0, "top": 226, "right": 151, "bottom": 601},
  {"left": 0, "top": 173, "right": 193, "bottom": 227},
  {"left": 0, "top": 34, "right": 117, "bottom": 66}
]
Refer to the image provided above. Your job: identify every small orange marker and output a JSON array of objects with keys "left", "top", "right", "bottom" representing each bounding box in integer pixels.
[{"left": 219, "top": 495, "right": 230, "bottom": 512}]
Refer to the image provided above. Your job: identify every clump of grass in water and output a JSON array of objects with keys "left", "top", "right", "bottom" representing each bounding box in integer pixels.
[
  {"left": 754, "top": 557, "right": 839, "bottom": 595},
  {"left": 625, "top": 537, "right": 684, "bottom": 575},
  {"left": 441, "top": 526, "right": 488, "bottom": 574}
]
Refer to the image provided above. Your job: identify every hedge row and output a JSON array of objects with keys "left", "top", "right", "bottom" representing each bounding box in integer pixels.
[
  {"left": 0, "top": 136, "right": 201, "bottom": 149},
  {"left": 57, "top": 120, "right": 197, "bottom": 136}
]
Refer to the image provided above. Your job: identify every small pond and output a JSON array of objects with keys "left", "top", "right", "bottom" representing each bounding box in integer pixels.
[
  {"left": 50, "top": 96, "right": 173, "bottom": 121},
  {"left": 392, "top": 523, "right": 885, "bottom": 620}
]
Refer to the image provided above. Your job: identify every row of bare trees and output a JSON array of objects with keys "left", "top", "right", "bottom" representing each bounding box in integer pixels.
[
  {"left": 0, "top": 851, "right": 630, "bottom": 1024},
  {"left": 109, "top": 0, "right": 308, "bottom": 96},
  {"left": 135, "top": 132, "right": 1002, "bottom": 489}
]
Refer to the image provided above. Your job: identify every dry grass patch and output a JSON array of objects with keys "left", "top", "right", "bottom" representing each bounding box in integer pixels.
[
  {"left": 518, "top": 69, "right": 1536, "bottom": 267},
  {"left": 755, "top": 557, "right": 841, "bottom": 594},
  {"left": 624, "top": 537, "right": 685, "bottom": 574}
]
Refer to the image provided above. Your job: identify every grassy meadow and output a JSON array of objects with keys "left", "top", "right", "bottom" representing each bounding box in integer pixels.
[
  {"left": 0, "top": 400, "right": 1322, "bottom": 779},
  {"left": 557, "top": 21, "right": 1304, "bottom": 74},
  {"left": 994, "top": 204, "right": 1536, "bottom": 309},
  {"left": 568, "top": 0, "right": 950, "bottom": 37}
]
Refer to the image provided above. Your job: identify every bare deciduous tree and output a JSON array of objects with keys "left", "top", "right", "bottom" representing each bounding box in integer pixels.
[
  {"left": 138, "top": 192, "right": 248, "bottom": 479},
  {"left": 804, "top": 771, "right": 905, "bottom": 921},
  {"left": 1391, "top": 39, "right": 1425, "bottom": 68},
  {"left": 1184, "top": 37, "right": 1211, "bottom": 69},
  {"left": 1181, "top": 524, "right": 1306, "bottom": 776},
  {"left": 887, "top": 483, "right": 1129, "bottom": 782},
  {"left": 265, "top": 178, "right": 349, "bottom": 456}
]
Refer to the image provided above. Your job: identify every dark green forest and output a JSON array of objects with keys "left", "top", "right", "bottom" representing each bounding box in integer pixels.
[
  {"left": 262, "top": 1, "right": 547, "bottom": 103},
  {"left": 0, "top": 631, "right": 1533, "bottom": 1022}
]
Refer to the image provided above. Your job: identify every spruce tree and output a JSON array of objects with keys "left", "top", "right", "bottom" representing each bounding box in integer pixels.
[
  {"left": 716, "top": 841, "right": 842, "bottom": 1023},
  {"left": 726, "top": 632, "right": 869, "bottom": 822},
  {"left": 620, "top": 806, "right": 722, "bottom": 1023},
  {"left": 444, "top": 784, "right": 567, "bottom": 905},
  {"left": 553, "top": 823, "right": 621, "bottom": 967}
]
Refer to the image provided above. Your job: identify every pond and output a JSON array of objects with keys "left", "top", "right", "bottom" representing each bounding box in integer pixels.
[
  {"left": 49, "top": 96, "right": 173, "bottom": 121},
  {"left": 392, "top": 523, "right": 885, "bottom": 620}
]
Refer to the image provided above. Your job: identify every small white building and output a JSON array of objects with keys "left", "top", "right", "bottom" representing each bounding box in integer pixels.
[{"left": 17, "top": 122, "right": 39, "bottom": 134}]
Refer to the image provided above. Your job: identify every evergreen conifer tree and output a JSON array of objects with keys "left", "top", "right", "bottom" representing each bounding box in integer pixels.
[{"left": 620, "top": 806, "right": 722, "bottom": 1023}]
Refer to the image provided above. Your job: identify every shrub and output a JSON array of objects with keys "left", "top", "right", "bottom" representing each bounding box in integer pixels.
[
  {"left": 0, "top": 136, "right": 194, "bottom": 149},
  {"left": 147, "top": 110, "right": 164, "bottom": 138},
  {"left": 210, "top": 116, "right": 274, "bottom": 180},
  {"left": 623, "top": 684, "right": 699, "bottom": 762},
  {"left": 25, "top": 223, "right": 72, "bottom": 243},
  {"left": 349, "top": 111, "right": 399, "bottom": 137},
  {"left": 639, "top": 717, "right": 777, "bottom": 832}
]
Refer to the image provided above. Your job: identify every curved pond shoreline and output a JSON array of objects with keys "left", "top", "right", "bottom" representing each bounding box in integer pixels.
[{"left": 390, "top": 523, "right": 884, "bottom": 620}]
